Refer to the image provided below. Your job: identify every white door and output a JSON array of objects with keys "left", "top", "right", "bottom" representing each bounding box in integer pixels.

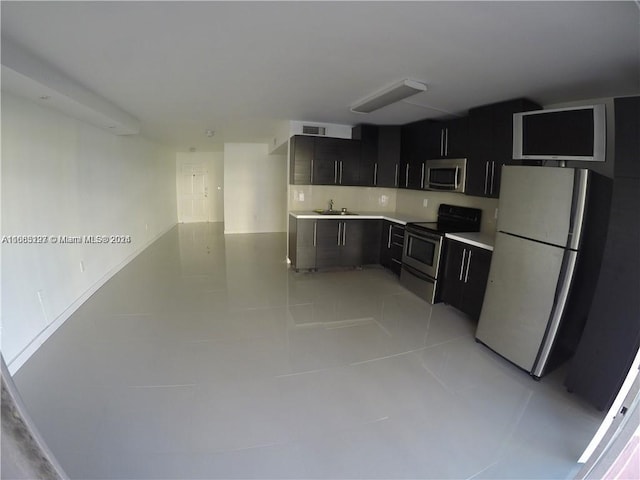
[{"left": 179, "top": 164, "right": 210, "bottom": 223}]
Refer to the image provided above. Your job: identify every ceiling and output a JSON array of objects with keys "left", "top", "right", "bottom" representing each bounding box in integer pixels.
[{"left": 1, "top": 1, "right": 638, "bottom": 152}]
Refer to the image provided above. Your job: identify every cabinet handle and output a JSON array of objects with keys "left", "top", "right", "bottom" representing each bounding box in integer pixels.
[
  {"left": 405, "top": 164, "right": 410, "bottom": 187},
  {"left": 484, "top": 162, "right": 489, "bottom": 195},
  {"left": 342, "top": 221, "right": 347, "bottom": 245},
  {"left": 311, "top": 158, "right": 314, "bottom": 184},
  {"left": 337, "top": 222, "right": 342, "bottom": 245},
  {"left": 334, "top": 161, "right": 338, "bottom": 184},
  {"left": 421, "top": 163, "right": 426, "bottom": 189},
  {"left": 313, "top": 222, "right": 317, "bottom": 247},
  {"left": 459, "top": 249, "right": 467, "bottom": 281},
  {"left": 440, "top": 129, "right": 445, "bottom": 157},
  {"left": 490, "top": 161, "right": 496, "bottom": 195},
  {"left": 374, "top": 163, "right": 378, "bottom": 186},
  {"left": 445, "top": 128, "right": 449, "bottom": 157},
  {"left": 388, "top": 225, "right": 392, "bottom": 248},
  {"left": 464, "top": 250, "right": 472, "bottom": 283},
  {"left": 394, "top": 164, "right": 399, "bottom": 187},
  {"left": 340, "top": 161, "right": 344, "bottom": 184}
]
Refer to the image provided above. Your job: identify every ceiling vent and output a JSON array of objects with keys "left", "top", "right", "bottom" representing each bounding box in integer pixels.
[{"left": 302, "top": 125, "right": 326, "bottom": 136}]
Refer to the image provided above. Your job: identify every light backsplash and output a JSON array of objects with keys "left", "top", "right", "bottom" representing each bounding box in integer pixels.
[
  {"left": 289, "top": 185, "right": 398, "bottom": 213},
  {"left": 288, "top": 185, "right": 499, "bottom": 235},
  {"left": 396, "top": 189, "right": 499, "bottom": 234}
]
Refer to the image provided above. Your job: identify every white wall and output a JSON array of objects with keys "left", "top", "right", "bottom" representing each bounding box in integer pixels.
[
  {"left": 223, "top": 143, "right": 286, "bottom": 234},
  {"left": 1, "top": 93, "right": 177, "bottom": 372},
  {"left": 176, "top": 151, "right": 224, "bottom": 222}
]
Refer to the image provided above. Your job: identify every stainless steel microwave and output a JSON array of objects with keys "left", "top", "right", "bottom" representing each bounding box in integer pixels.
[{"left": 426, "top": 158, "right": 467, "bottom": 193}]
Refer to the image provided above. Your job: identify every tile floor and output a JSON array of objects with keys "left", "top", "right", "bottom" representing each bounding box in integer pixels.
[{"left": 12, "top": 222, "right": 604, "bottom": 479}]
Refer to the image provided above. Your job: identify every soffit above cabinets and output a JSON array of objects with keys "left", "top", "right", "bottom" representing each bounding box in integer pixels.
[{"left": 1, "top": 40, "right": 140, "bottom": 136}]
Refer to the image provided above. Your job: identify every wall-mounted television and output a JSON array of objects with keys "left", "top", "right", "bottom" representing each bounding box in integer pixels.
[{"left": 513, "top": 104, "right": 606, "bottom": 162}]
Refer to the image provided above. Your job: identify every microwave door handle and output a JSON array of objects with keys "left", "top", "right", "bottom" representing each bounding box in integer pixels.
[{"left": 484, "top": 162, "right": 489, "bottom": 195}]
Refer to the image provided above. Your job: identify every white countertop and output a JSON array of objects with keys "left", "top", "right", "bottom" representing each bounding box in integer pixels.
[
  {"left": 289, "top": 211, "right": 429, "bottom": 225},
  {"left": 445, "top": 232, "right": 495, "bottom": 251}
]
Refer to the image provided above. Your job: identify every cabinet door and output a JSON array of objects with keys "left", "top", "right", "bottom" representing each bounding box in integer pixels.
[
  {"left": 340, "top": 220, "right": 364, "bottom": 266},
  {"left": 466, "top": 98, "right": 540, "bottom": 198},
  {"left": 313, "top": 138, "right": 341, "bottom": 185},
  {"left": 376, "top": 126, "right": 401, "bottom": 187},
  {"left": 289, "top": 135, "right": 314, "bottom": 185},
  {"left": 460, "top": 246, "right": 492, "bottom": 320},
  {"left": 293, "top": 218, "right": 317, "bottom": 270},
  {"left": 443, "top": 117, "right": 469, "bottom": 159},
  {"left": 339, "top": 139, "right": 362, "bottom": 186},
  {"left": 614, "top": 96, "right": 640, "bottom": 179},
  {"left": 313, "top": 137, "right": 361, "bottom": 186},
  {"left": 361, "top": 219, "right": 382, "bottom": 265},
  {"left": 441, "top": 240, "right": 466, "bottom": 307},
  {"left": 400, "top": 120, "right": 430, "bottom": 189},
  {"left": 353, "top": 124, "right": 377, "bottom": 186},
  {"left": 442, "top": 240, "right": 492, "bottom": 321},
  {"left": 315, "top": 220, "right": 341, "bottom": 267}
]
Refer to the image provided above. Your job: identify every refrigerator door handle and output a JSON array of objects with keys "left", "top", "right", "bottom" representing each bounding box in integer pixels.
[
  {"left": 532, "top": 250, "right": 579, "bottom": 378},
  {"left": 568, "top": 169, "right": 589, "bottom": 251}
]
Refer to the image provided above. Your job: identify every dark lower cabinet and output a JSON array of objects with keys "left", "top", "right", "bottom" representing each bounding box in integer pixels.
[
  {"left": 288, "top": 216, "right": 316, "bottom": 271},
  {"left": 316, "top": 219, "right": 365, "bottom": 267},
  {"left": 441, "top": 239, "right": 492, "bottom": 321},
  {"left": 380, "top": 221, "right": 405, "bottom": 275},
  {"left": 289, "top": 217, "right": 382, "bottom": 271},
  {"left": 564, "top": 96, "right": 640, "bottom": 411}
]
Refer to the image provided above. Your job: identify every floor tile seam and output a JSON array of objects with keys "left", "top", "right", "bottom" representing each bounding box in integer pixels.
[{"left": 348, "top": 347, "right": 428, "bottom": 367}]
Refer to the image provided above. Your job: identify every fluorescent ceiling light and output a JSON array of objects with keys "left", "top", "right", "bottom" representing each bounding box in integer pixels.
[{"left": 350, "top": 79, "right": 427, "bottom": 114}]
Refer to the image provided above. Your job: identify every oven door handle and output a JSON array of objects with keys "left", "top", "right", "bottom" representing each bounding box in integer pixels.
[
  {"left": 402, "top": 263, "right": 434, "bottom": 282},
  {"left": 405, "top": 229, "right": 442, "bottom": 243}
]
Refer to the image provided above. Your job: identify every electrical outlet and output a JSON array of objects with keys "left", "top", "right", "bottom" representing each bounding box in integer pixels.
[
  {"left": 299, "top": 192, "right": 305, "bottom": 202},
  {"left": 423, "top": 199, "right": 429, "bottom": 208}
]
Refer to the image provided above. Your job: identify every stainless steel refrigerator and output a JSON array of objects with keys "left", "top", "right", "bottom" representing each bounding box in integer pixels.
[{"left": 476, "top": 165, "right": 610, "bottom": 379}]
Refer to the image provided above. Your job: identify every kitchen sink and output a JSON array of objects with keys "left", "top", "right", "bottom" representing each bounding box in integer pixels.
[{"left": 316, "top": 210, "right": 357, "bottom": 215}]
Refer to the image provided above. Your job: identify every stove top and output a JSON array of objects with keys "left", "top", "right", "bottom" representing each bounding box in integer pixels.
[
  {"left": 408, "top": 221, "right": 479, "bottom": 234},
  {"left": 407, "top": 204, "right": 482, "bottom": 235}
]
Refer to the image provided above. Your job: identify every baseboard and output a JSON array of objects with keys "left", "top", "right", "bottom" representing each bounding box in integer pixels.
[{"left": 7, "top": 223, "right": 177, "bottom": 375}]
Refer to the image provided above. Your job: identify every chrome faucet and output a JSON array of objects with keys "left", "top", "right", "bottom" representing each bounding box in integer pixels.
[{"left": 328, "top": 199, "right": 334, "bottom": 211}]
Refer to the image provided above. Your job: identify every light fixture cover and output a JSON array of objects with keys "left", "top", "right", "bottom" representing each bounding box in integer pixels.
[{"left": 350, "top": 79, "right": 427, "bottom": 114}]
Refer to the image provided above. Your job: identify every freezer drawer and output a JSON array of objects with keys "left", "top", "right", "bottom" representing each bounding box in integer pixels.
[{"left": 476, "top": 232, "right": 568, "bottom": 374}]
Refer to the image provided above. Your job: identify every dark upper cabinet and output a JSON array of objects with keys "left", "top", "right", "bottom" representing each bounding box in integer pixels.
[
  {"left": 353, "top": 124, "right": 402, "bottom": 187},
  {"left": 614, "top": 96, "right": 640, "bottom": 179},
  {"left": 466, "top": 98, "right": 541, "bottom": 198},
  {"left": 289, "top": 135, "right": 314, "bottom": 185},
  {"left": 400, "top": 119, "right": 431, "bottom": 189},
  {"left": 289, "top": 135, "right": 361, "bottom": 186},
  {"left": 313, "top": 137, "right": 361, "bottom": 186},
  {"left": 425, "top": 117, "right": 469, "bottom": 160},
  {"left": 441, "top": 239, "right": 492, "bottom": 321}
]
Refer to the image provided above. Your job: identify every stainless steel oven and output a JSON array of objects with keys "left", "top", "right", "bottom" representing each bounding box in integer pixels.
[
  {"left": 402, "top": 227, "right": 443, "bottom": 279},
  {"left": 400, "top": 204, "right": 482, "bottom": 304},
  {"left": 401, "top": 226, "right": 444, "bottom": 304},
  {"left": 426, "top": 158, "right": 467, "bottom": 193}
]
